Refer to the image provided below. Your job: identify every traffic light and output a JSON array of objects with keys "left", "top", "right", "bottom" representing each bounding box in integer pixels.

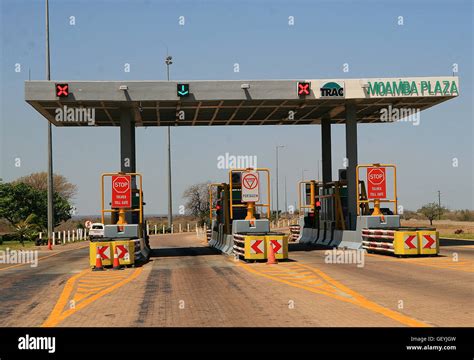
[
  {"left": 215, "top": 199, "right": 222, "bottom": 219},
  {"left": 231, "top": 172, "right": 242, "bottom": 185},
  {"left": 315, "top": 200, "right": 321, "bottom": 211},
  {"left": 297, "top": 82, "right": 311, "bottom": 96},
  {"left": 55, "top": 83, "right": 69, "bottom": 97}
]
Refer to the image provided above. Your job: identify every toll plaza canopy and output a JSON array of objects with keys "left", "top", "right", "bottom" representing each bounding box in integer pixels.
[
  {"left": 25, "top": 76, "right": 459, "bottom": 127},
  {"left": 24, "top": 76, "right": 459, "bottom": 230}
]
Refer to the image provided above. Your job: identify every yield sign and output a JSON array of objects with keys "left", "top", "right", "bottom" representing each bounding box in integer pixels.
[
  {"left": 97, "top": 245, "right": 110, "bottom": 259},
  {"left": 250, "top": 240, "right": 264, "bottom": 254},
  {"left": 404, "top": 235, "right": 417, "bottom": 249},
  {"left": 241, "top": 171, "right": 260, "bottom": 203},
  {"left": 270, "top": 240, "right": 282, "bottom": 254},
  {"left": 422, "top": 235, "right": 436, "bottom": 249},
  {"left": 243, "top": 173, "right": 258, "bottom": 189}
]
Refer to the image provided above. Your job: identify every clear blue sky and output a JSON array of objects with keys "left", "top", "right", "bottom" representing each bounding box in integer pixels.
[{"left": 1, "top": 0, "right": 473, "bottom": 216}]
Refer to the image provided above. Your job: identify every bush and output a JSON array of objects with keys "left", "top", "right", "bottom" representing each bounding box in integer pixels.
[{"left": 0, "top": 233, "right": 18, "bottom": 242}]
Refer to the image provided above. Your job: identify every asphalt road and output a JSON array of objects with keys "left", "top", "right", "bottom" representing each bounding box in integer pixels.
[{"left": 0, "top": 235, "right": 472, "bottom": 327}]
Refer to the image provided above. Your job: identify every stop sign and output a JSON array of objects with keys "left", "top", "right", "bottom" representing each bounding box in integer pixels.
[
  {"left": 367, "top": 167, "right": 386, "bottom": 199},
  {"left": 112, "top": 175, "right": 131, "bottom": 208}
]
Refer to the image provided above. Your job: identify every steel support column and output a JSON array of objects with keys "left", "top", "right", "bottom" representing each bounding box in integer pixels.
[
  {"left": 345, "top": 103, "right": 358, "bottom": 230},
  {"left": 321, "top": 117, "right": 332, "bottom": 184}
]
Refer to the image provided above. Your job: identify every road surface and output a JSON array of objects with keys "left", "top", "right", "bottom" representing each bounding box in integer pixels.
[{"left": 0, "top": 234, "right": 472, "bottom": 327}]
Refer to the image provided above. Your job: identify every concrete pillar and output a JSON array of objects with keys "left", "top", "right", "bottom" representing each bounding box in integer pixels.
[
  {"left": 120, "top": 107, "right": 136, "bottom": 224},
  {"left": 120, "top": 108, "right": 136, "bottom": 173},
  {"left": 345, "top": 103, "right": 358, "bottom": 230},
  {"left": 321, "top": 117, "right": 332, "bottom": 184}
]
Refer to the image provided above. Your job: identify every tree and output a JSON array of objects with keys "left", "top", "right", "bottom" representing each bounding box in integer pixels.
[
  {"left": 13, "top": 213, "right": 40, "bottom": 245},
  {"left": 183, "top": 182, "right": 215, "bottom": 226},
  {"left": 418, "top": 202, "right": 446, "bottom": 225},
  {"left": 13, "top": 172, "right": 77, "bottom": 201},
  {"left": 0, "top": 182, "right": 72, "bottom": 230}
]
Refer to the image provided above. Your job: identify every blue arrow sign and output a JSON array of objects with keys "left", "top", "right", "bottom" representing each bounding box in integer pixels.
[{"left": 177, "top": 84, "right": 189, "bottom": 97}]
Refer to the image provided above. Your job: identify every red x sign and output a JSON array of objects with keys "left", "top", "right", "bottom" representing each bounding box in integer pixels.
[
  {"left": 56, "top": 83, "right": 69, "bottom": 97},
  {"left": 297, "top": 82, "right": 310, "bottom": 95}
]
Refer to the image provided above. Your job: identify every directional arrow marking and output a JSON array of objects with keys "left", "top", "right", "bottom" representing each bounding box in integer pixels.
[
  {"left": 97, "top": 246, "right": 110, "bottom": 259},
  {"left": 177, "top": 85, "right": 189, "bottom": 96},
  {"left": 404, "top": 235, "right": 417, "bottom": 249},
  {"left": 116, "top": 245, "right": 128, "bottom": 259},
  {"left": 422, "top": 235, "right": 436, "bottom": 249},
  {"left": 270, "top": 240, "right": 282, "bottom": 254},
  {"left": 250, "top": 240, "right": 263, "bottom": 254}
]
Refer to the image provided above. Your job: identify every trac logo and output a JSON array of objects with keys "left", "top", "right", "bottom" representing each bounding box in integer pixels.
[{"left": 320, "top": 82, "right": 344, "bottom": 97}]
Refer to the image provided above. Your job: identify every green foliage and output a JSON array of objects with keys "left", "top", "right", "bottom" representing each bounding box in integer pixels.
[
  {"left": 418, "top": 202, "right": 446, "bottom": 225},
  {"left": 12, "top": 213, "right": 40, "bottom": 245},
  {"left": 0, "top": 182, "right": 72, "bottom": 230}
]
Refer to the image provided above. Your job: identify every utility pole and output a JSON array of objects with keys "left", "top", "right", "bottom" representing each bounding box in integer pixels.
[
  {"left": 275, "top": 145, "right": 285, "bottom": 223},
  {"left": 438, "top": 190, "right": 441, "bottom": 220},
  {"left": 46, "top": 0, "right": 54, "bottom": 250},
  {"left": 284, "top": 175, "right": 288, "bottom": 215},
  {"left": 165, "top": 55, "right": 173, "bottom": 228}
]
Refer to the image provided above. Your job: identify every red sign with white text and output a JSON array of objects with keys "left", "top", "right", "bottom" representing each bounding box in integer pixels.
[
  {"left": 367, "top": 167, "right": 386, "bottom": 199},
  {"left": 112, "top": 175, "right": 131, "bottom": 208}
]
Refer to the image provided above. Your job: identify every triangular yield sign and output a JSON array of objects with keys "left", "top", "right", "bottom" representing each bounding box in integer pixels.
[{"left": 244, "top": 177, "right": 255, "bottom": 188}]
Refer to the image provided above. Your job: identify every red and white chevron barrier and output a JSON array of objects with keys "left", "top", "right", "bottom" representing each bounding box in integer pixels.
[
  {"left": 289, "top": 224, "right": 301, "bottom": 242},
  {"left": 362, "top": 228, "right": 395, "bottom": 253}
]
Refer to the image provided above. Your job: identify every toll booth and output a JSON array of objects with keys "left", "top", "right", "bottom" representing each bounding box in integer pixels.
[
  {"left": 297, "top": 164, "right": 439, "bottom": 256},
  {"left": 208, "top": 168, "right": 289, "bottom": 261},
  {"left": 89, "top": 172, "right": 151, "bottom": 269}
]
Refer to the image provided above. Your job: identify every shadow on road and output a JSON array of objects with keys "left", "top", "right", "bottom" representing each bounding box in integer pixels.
[
  {"left": 288, "top": 243, "right": 331, "bottom": 252},
  {"left": 440, "top": 238, "right": 474, "bottom": 247},
  {"left": 150, "top": 246, "right": 221, "bottom": 258}
]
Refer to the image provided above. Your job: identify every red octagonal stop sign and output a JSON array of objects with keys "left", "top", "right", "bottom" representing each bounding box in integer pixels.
[
  {"left": 367, "top": 167, "right": 386, "bottom": 199},
  {"left": 112, "top": 175, "right": 131, "bottom": 208}
]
